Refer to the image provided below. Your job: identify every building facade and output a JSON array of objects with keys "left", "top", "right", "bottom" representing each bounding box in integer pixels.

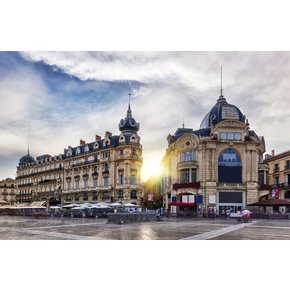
[
  {"left": 264, "top": 150, "right": 290, "bottom": 200},
  {"left": 161, "top": 91, "right": 268, "bottom": 216},
  {"left": 16, "top": 104, "right": 143, "bottom": 206},
  {"left": 0, "top": 178, "right": 17, "bottom": 205}
]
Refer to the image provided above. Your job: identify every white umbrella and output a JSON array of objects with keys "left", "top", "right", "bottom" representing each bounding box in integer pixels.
[
  {"left": 111, "top": 202, "right": 124, "bottom": 207},
  {"left": 242, "top": 209, "right": 250, "bottom": 215},
  {"left": 63, "top": 204, "right": 79, "bottom": 208},
  {"left": 125, "top": 203, "right": 138, "bottom": 207}
]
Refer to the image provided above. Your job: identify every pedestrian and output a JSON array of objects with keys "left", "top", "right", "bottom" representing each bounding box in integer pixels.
[
  {"left": 226, "top": 208, "right": 231, "bottom": 219},
  {"left": 166, "top": 206, "right": 171, "bottom": 218},
  {"left": 242, "top": 209, "right": 251, "bottom": 223},
  {"left": 246, "top": 212, "right": 251, "bottom": 223}
]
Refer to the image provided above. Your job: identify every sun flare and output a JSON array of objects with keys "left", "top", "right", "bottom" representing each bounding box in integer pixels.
[{"left": 141, "top": 158, "right": 162, "bottom": 182}]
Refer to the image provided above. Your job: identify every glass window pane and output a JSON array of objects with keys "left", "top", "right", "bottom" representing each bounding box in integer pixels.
[{"left": 234, "top": 133, "right": 241, "bottom": 140}]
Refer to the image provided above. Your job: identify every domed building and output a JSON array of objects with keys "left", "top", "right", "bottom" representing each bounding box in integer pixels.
[
  {"left": 19, "top": 152, "right": 35, "bottom": 166},
  {"left": 161, "top": 91, "right": 268, "bottom": 217},
  {"left": 16, "top": 100, "right": 143, "bottom": 206}
]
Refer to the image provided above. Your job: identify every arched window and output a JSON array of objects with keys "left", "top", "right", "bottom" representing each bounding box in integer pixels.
[
  {"left": 218, "top": 148, "right": 242, "bottom": 183},
  {"left": 130, "top": 190, "right": 137, "bottom": 199},
  {"left": 118, "top": 190, "right": 123, "bottom": 198}
]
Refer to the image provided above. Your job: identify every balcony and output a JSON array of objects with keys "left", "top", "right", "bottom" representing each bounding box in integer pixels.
[
  {"left": 281, "top": 183, "right": 290, "bottom": 190},
  {"left": 258, "top": 163, "right": 269, "bottom": 171},
  {"left": 71, "top": 161, "right": 97, "bottom": 168},
  {"left": 177, "top": 161, "right": 198, "bottom": 170},
  {"left": 173, "top": 182, "right": 200, "bottom": 190},
  {"left": 18, "top": 183, "right": 33, "bottom": 188},
  {"left": 273, "top": 167, "right": 280, "bottom": 174},
  {"left": 38, "top": 179, "right": 58, "bottom": 184},
  {"left": 259, "top": 184, "right": 272, "bottom": 190}
]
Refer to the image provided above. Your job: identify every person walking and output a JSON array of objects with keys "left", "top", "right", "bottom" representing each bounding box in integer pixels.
[{"left": 242, "top": 209, "right": 251, "bottom": 223}]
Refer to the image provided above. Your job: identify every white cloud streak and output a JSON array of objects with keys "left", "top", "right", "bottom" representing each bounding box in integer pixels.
[{"left": 2, "top": 52, "right": 290, "bottom": 181}]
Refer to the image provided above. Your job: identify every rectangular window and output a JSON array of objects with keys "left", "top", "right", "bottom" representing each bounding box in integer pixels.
[
  {"left": 181, "top": 151, "right": 194, "bottom": 162},
  {"left": 219, "top": 132, "right": 241, "bottom": 141},
  {"left": 67, "top": 182, "right": 71, "bottom": 191},
  {"left": 119, "top": 175, "right": 124, "bottom": 184},
  {"left": 180, "top": 169, "right": 190, "bottom": 183},
  {"left": 104, "top": 177, "right": 109, "bottom": 187},
  {"left": 191, "top": 170, "right": 197, "bottom": 183},
  {"left": 75, "top": 181, "right": 79, "bottom": 189},
  {"left": 286, "top": 174, "right": 290, "bottom": 186},
  {"left": 275, "top": 176, "right": 279, "bottom": 186},
  {"left": 234, "top": 133, "right": 241, "bottom": 140},
  {"left": 130, "top": 176, "right": 137, "bottom": 185},
  {"left": 84, "top": 180, "right": 88, "bottom": 188},
  {"left": 93, "top": 179, "right": 98, "bottom": 187}
]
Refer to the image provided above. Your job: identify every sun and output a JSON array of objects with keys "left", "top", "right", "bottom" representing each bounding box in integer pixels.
[{"left": 141, "top": 158, "right": 162, "bottom": 182}]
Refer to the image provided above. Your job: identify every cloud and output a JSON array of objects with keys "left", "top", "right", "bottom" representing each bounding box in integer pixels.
[{"left": 2, "top": 51, "right": 290, "bottom": 181}]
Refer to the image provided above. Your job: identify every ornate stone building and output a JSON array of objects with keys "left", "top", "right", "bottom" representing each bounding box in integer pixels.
[
  {"left": 16, "top": 104, "right": 143, "bottom": 205},
  {"left": 0, "top": 178, "right": 17, "bottom": 205},
  {"left": 161, "top": 91, "right": 268, "bottom": 216},
  {"left": 264, "top": 150, "right": 290, "bottom": 200}
]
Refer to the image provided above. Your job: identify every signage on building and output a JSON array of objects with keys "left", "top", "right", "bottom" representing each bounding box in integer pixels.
[
  {"left": 148, "top": 193, "right": 154, "bottom": 201},
  {"left": 208, "top": 194, "right": 216, "bottom": 204},
  {"left": 196, "top": 195, "right": 203, "bottom": 204},
  {"left": 272, "top": 189, "right": 279, "bottom": 199}
]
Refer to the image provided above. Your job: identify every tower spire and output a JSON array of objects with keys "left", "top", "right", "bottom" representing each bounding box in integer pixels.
[
  {"left": 182, "top": 117, "right": 185, "bottom": 128},
  {"left": 221, "top": 65, "right": 223, "bottom": 96},
  {"left": 217, "top": 65, "right": 226, "bottom": 102},
  {"left": 127, "top": 82, "right": 132, "bottom": 117},
  {"left": 27, "top": 138, "right": 30, "bottom": 155}
]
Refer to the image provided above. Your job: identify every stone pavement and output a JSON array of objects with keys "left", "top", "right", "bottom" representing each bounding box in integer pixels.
[{"left": 1, "top": 215, "right": 290, "bottom": 239}]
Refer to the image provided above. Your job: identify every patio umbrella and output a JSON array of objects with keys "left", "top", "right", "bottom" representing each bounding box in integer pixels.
[
  {"left": 242, "top": 209, "right": 251, "bottom": 215},
  {"left": 125, "top": 203, "right": 138, "bottom": 207}
]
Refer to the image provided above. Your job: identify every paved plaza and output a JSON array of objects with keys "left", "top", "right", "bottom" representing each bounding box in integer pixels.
[{"left": 1, "top": 216, "right": 290, "bottom": 240}]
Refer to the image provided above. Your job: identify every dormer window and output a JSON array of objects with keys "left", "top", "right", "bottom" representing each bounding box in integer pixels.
[
  {"left": 119, "top": 135, "right": 125, "bottom": 142},
  {"left": 94, "top": 142, "right": 99, "bottom": 149},
  {"left": 76, "top": 147, "right": 81, "bottom": 155},
  {"left": 84, "top": 145, "right": 89, "bottom": 153},
  {"left": 130, "top": 135, "right": 137, "bottom": 143},
  {"left": 104, "top": 140, "right": 110, "bottom": 147}
]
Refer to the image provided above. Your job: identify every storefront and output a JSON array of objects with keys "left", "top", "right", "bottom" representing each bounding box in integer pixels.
[
  {"left": 218, "top": 191, "right": 243, "bottom": 213},
  {"left": 168, "top": 193, "right": 197, "bottom": 217}
]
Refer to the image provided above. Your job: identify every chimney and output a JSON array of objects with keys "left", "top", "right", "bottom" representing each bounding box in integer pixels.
[
  {"left": 80, "top": 139, "right": 86, "bottom": 145},
  {"left": 105, "top": 131, "right": 112, "bottom": 137},
  {"left": 271, "top": 150, "right": 275, "bottom": 157},
  {"left": 95, "top": 135, "right": 101, "bottom": 141}
]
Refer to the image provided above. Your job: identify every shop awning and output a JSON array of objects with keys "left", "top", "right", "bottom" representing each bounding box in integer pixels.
[
  {"left": 247, "top": 199, "right": 290, "bottom": 206},
  {"left": 168, "top": 202, "right": 197, "bottom": 207}
]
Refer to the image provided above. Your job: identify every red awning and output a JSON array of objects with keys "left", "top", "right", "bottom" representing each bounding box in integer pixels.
[{"left": 168, "top": 202, "right": 197, "bottom": 207}]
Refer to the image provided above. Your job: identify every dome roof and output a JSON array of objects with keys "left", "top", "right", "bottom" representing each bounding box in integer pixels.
[
  {"left": 119, "top": 104, "right": 140, "bottom": 133},
  {"left": 200, "top": 94, "right": 245, "bottom": 129},
  {"left": 19, "top": 153, "right": 35, "bottom": 165}
]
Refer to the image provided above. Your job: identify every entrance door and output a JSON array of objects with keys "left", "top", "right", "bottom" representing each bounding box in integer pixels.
[
  {"left": 218, "top": 191, "right": 243, "bottom": 214},
  {"left": 219, "top": 205, "right": 242, "bottom": 216}
]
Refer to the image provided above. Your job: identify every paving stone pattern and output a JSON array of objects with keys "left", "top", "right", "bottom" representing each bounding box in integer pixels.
[{"left": 1, "top": 216, "right": 290, "bottom": 240}]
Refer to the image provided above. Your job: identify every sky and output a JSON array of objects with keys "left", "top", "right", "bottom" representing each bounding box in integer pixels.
[{"left": 1, "top": 51, "right": 290, "bottom": 181}]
